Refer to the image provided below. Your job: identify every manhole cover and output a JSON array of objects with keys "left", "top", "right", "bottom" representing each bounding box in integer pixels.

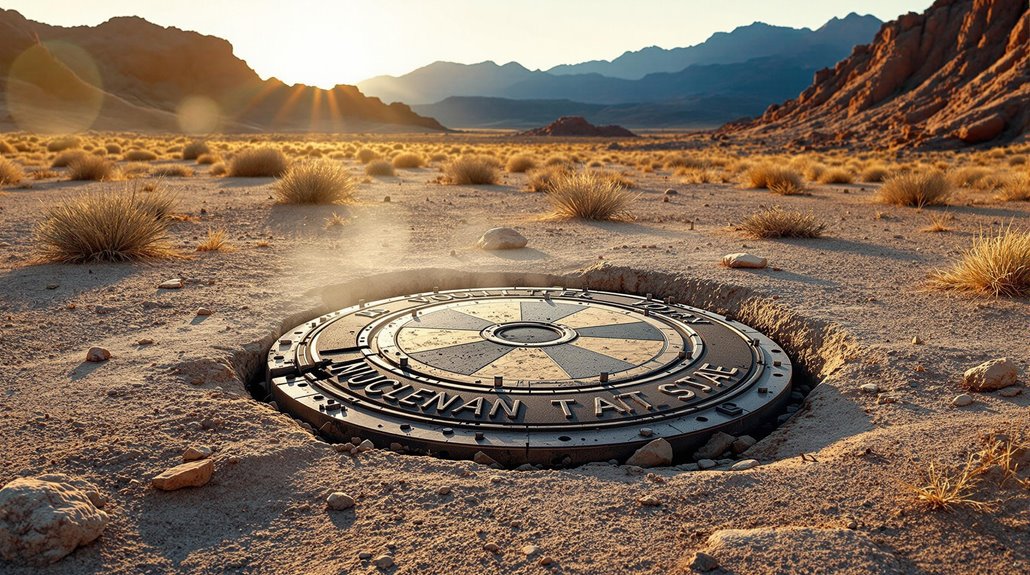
[{"left": 267, "top": 287, "right": 792, "bottom": 465}]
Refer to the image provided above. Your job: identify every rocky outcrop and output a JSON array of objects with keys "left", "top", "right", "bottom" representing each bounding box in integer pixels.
[
  {"left": 722, "top": 0, "right": 1029, "bottom": 148},
  {"left": 0, "top": 9, "right": 446, "bottom": 133},
  {"left": 520, "top": 116, "right": 637, "bottom": 138}
]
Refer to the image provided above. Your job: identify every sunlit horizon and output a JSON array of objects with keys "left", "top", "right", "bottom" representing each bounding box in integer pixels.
[{"left": 3, "top": 0, "right": 934, "bottom": 89}]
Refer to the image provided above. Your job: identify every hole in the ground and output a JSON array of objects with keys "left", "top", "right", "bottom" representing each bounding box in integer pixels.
[{"left": 235, "top": 265, "right": 857, "bottom": 470}]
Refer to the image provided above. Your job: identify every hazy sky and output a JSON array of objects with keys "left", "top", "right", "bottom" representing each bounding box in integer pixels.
[{"left": 4, "top": 0, "right": 934, "bottom": 87}]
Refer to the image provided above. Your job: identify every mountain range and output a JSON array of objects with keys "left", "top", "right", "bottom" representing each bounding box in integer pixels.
[
  {"left": 0, "top": 9, "right": 445, "bottom": 133},
  {"left": 359, "top": 14, "right": 883, "bottom": 128}
]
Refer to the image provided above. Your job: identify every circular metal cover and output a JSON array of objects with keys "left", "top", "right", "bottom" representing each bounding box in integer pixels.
[{"left": 267, "top": 287, "right": 792, "bottom": 465}]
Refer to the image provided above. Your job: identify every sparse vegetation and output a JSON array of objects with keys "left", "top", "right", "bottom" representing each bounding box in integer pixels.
[
  {"left": 46, "top": 136, "right": 80, "bottom": 152},
  {"left": 182, "top": 141, "right": 211, "bottom": 160},
  {"left": 921, "top": 212, "right": 952, "bottom": 233},
  {"left": 228, "top": 148, "right": 288, "bottom": 177},
  {"left": 929, "top": 225, "right": 1030, "bottom": 296},
  {"left": 391, "top": 153, "right": 424, "bottom": 169},
  {"left": 51, "top": 150, "right": 88, "bottom": 168},
  {"left": 527, "top": 166, "right": 569, "bottom": 193},
  {"left": 364, "top": 159, "right": 395, "bottom": 177},
  {"left": 745, "top": 164, "right": 804, "bottom": 195},
  {"left": 818, "top": 167, "right": 853, "bottom": 184},
  {"left": 444, "top": 155, "right": 500, "bottom": 185},
  {"left": 547, "top": 170, "right": 636, "bottom": 220},
  {"left": 506, "top": 154, "right": 536, "bottom": 173},
  {"left": 860, "top": 165, "right": 890, "bottom": 182},
  {"left": 275, "top": 161, "right": 356, "bottom": 204},
  {"left": 740, "top": 207, "right": 825, "bottom": 238},
  {"left": 152, "top": 165, "right": 195, "bottom": 178},
  {"left": 196, "top": 228, "right": 232, "bottom": 252},
  {"left": 67, "top": 156, "right": 117, "bottom": 181},
  {"left": 0, "top": 158, "right": 24, "bottom": 185},
  {"left": 123, "top": 149, "right": 158, "bottom": 162},
  {"left": 876, "top": 171, "right": 951, "bottom": 207},
  {"left": 996, "top": 173, "right": 1029, "bottom": 201},
  {"left": 34, "top": 188, "right": 179, "bottom": 262}
]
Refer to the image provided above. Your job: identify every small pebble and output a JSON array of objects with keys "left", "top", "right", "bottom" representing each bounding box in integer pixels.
[
  {"left": 859, "top": 383, "right": 879, "bottom": 394},
  {"left": 483, "top": 542, "right": 501, "bottom": 554},
  {"left": 196, "top": 307, "right": 213, "bottom": 316},
  {"left": 86, "top": 347, "right": 111, "bottom": 363},
  {"left": 952, "top": 394, "right": 973, "bottom": 407},
  {"left": 372, "top": 555, "right": 394, "bottom": 569},
  {"left": 326, "top": 491, "right": 355, "bottom": 510}
]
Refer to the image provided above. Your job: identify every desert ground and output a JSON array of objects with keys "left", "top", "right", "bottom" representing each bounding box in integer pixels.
[{"left": 0, "top": 132, "right": 1028, "bottom": 574}]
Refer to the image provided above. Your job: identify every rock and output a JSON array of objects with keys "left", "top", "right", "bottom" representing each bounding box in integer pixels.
[
  {"left": 731, "top": 435, "right": 756, "bottom": 454},
  {"left": 151, "top": 459, "right": 214, "bottom": 491},
  {"left": 359, "top": 551, "right": 372, "bottom": 560},
  {"left": 999, "top": 386, "right": 1022, "bottom": 397},
  {"left": 693, "top": 432, "right": 736, "bottom": 460},
  {"left": 46, "top": 283, "right": 59, "bottom": 290},
  {"left": 372, "top": 554, "right": 394, "bottom": 569},
  {"left": 625, "top": 438, "right": 673, "bottom": 468},
  {"left": 476, "top": 227, "right": 527, "bottom": 250},
  {"left": 473, "top": 451, "right": 498, "bottom": 466},
  {"left": 483, "top": 542, "right": 501, "bottom": 554},
  {"left": 514, "top": 463, "right": 536, "bottom": 471},
  {"left": 182, "top": 446, "right": 212, "bottom": 461},
  {"left": 703, "top": 527, "right": 903, "bottom": 574},
  {"left": 952, "top": 394, "right": 973, "bottom": 407},
  {"left": 158, "top": 278, "right": 183, "bottom": 289},
  {"left": 963, "top": 358, "right": 1018, "bottom": 391},
  {"left": 538, "top": 555, "right": 554, "bottom": 566},
  {"left": 664, "top": 188, "right": 678, "bottom": 195},
  {"left": 137, "top": 338, "right": 154, "bottom": 346},
  {"left": 521, "top": 544, "right": 539, "bottom": 556},
  {"left": 436, "top": 485, "right": 452, "bottom": 496},
  {"left": 697, "top": 459, "right": 717, "bottom": 470},
  {"left": 326, "top": 492, "right": 355, "bottom": 510},
  {"left": 0, "top": 476, "right": 109, "bottom": 565},
  {"left": 957, "top": 113, "right": 1006, "bottom": 144},
  {"left": 195, "top": 307, "right": 213, "bottom": 316},
  {"left": 94, "top": 305, "right": 116, "bottom": 315},
  {"left": 688, "top": 551, "right": 720, "bottom": 572},
  {"left": 638, "top": 427, "right": 654, "bottom": 437},
  {"left": 357, "top": 439, "right": 374, "bottom": 452},
  {"left": 730, "top": 459, "right": 759, "bottom": 471},
  {"left": 519, "top": 116, "right": 638, "bottom": 138},
  {"left": 911, "top": 336, "right": 923, "bottom": 345},
  {"left": 637, "top": 494, "right": 662, "bottom": 507},
  {"left": 722, "top": 253, "right": 767, "bottom": 269},
  {"left": 85, "top": 347, "right": 110, "bottom": 363},
  {"left": 859, "top": 383, "right": 879, "bottom": 394}
]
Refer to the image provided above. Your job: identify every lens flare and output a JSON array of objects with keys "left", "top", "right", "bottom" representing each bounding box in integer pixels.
[
  {"left": 6, "top": 41, "right": 104, "bottom": 134},
  {"left": 177, "top": 96, "right": 221, "bottom": 133}
]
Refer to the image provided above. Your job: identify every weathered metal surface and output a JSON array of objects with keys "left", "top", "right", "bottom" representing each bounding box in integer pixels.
[{"left": 266, "top": 287, "right": 792, "bottom": 465}]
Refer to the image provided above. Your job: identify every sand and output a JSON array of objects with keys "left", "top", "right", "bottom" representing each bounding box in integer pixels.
[{"left": 0, "top": 143, "right": 1027, "bottom": 574}]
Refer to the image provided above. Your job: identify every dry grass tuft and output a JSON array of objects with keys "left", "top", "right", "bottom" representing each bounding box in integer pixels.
[
  {"left": 876, "top": 171, "right": 951, "bottom": 207},
  {"left": 209, "top": 162, "right": 227, "bottom": 176},
  {"left": 275, "top": 161, "right": 356, "bottom": 204},
  {"left": 929, "top": 225, "right": 1030, "bottom": 297},
  {"left": 818, "top": 168, "right": 853, "bottom": 184},
  {"left": 745, "top": 164, "right": 804, "bottom": 195},
  {"left": 921, "top": 212, "right": 952, "bottom": 233},
  {"left": 0, "top": 157, "right": 24, "bottom": 185},
  {"left": 152, "top": 165, "right": 195, "bottom": 178},
  {"left": 996, "top": 173, "right": 1029, "bottom": 202},
  {"left": 196, "top": 153, "right": 219, "bottom": 165},
  {"left": 356, "top": 148, "right": 379, "bottom": 164},
  {"left": 123, "top": 149, "right": 158, "bottom": 162},
  {"left": 444, "top": 156, "right": 500, "bottom": 185},
  {"left": 527, "top": 166, "right": 569, "bottom": 193},
  {"left": 740, "top": 207, "right": 825, "bottom": 239},
  {"left": 909, "top": 457, "right": 995, "bottom": 512},
  {"left": 391, "top": 153, "right": 424, "bottom": 169},
  {"left": 228, "top": 148, "right": 288, "bottom": 177},
  {"left": 860, "top": 165, "right": 890, "bottom": 183},
  {"left": 68, "top": 156, "right": 117, "bottom": 181},
  {"left": 51, "top": 150, "right": 88, "bottom": 168},
  {"left": 324, "top": 212, "right": 347, "bottom": 228},
  {"left": 547, "top": 170, "right": 636, "bottom": 221},
  {"left": 0, "top": 140, "right": 15, "bottom": 155},
  {"left": 196, "top": 228, "right": 232, "bottom": 252},
  {"left": 364, "top": 159, "right": 395, "bottom": 177},
  {"left": 506, "top": 154, "right": 536, "bottom": 173},
  {"left": 181, "top": 141, "right": 211, "bottom": 161},
  {"left": 34, "top": 188, "right": 179, "bottom": 263},
  {"left": 46, "top": 136, "right": 80, "bottom": 152}
]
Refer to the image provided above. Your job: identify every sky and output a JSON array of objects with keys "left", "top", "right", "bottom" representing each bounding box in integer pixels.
[{"left": 3, "top": 0, "right": 934, "bottom": 88}]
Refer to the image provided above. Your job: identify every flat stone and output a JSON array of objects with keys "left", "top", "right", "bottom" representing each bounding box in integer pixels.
[
  {"left": 703, "top": 527, "right": 903, "bottom": 574},
  {"left": 182, "top": 446, "right": 212, "bottom": 461},
  {"left": 521, "top": 544, "right": 539, "bottom": 556},
  {"left": 952, "top": 394, "right": 974, "bottom": 407},
  {"left": 326, "top": 492, "right": 355, "bottom": 510},
  {"left": 85, "top": 347, "right": 110, "bottom": 363},
  {"left": 731, "top": 435, "right": 756, "bottom": 454},
  {"left": 859, "top": 383, "right": 879, "bottom": 393},
  {"left": 693, "top": 432, "right": 736, "bottom": 460},
  {"left": 436, "top": 485, "right": 452, "bottom": 496},
  {"left": 0, "top": 475, "right": 109, "bottom": 565},
  {"left": 476, "top": 227, "right": 527, "bottom": 250},
  {"left": 688, "top": 551, "right": 719, "bottom": 572},
  {"left": 151, "top": 459, "right": 214, "bottom": 491},
  {"left": 999, "top": 386, "right": 1022, "bottom": 397},
  {"left": 730, "top": 459, "right": 759, "bottom": 471},
  {"left": 697, "top": 459, "right": 717, "bottom": 470},
  {"left": 626, "top": 438, "right": 673, "bottom": 468},
  {"left": 373, "top": 555, "right": 394, "bottom": 569},
  {"left": 637, "top": 494, "right": 662, "bottom": 506},
  {"left": 722, "top": 253, "right": 767, "bottom": 269},
  {"left": 473, "top": 451, "right": 499, "bottom": 466},
  {"left": 357, "top": 439, "right": 374, "bottom": 452},
  {"left": 963, "top": 358, "right": 1018, "bottom": 391},
  {"left": 158, "top": 279, "right": 183, "bottom": 289}
]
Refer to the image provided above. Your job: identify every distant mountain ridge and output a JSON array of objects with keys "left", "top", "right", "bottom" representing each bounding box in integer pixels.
[
  {"left": 357, "top": 13, "right": 883, "bottom": 128},
  {"left": 0, "top": 9, "right": 445, "bottom": 133}
]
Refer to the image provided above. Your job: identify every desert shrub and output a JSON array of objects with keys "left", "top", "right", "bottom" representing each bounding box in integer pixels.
[
  {"left": 228, "top": 148, "right": 288, "bottom": 177},
  {"left": 0, "top": 158, "right": 24, "bottom": 185},
  {"left": 29, "top": 168, "right": 58, "bottom": 180},
  {"left": 547, "top": 170, "right": 636, "bottom": 220},
  {"left": 860, "top": 165, "right": 890, "bottom": 182},
  {"left": 740, "top": 207, "right": 825, "bottom": 239},
  {"left": 67, "top": 156, "right": 116, "bottom": 181},
  {"left": 392, "top": 153, "right": 424, "bottom": 169},
  {"left": 196, "top": 228, "right": 232, "bottom": 252},
  {"left": 802, "top": 163, "right": 827, "bottom": 182},
  {"left": 275, "top": 161, "right": 356, "bottom": 204},
  {"left": 46, "top": 136, "right": 80, "bottom": 152},
  {"left": 123, "top": 149, "right": 158, "bottom": 162},
  {"left": 104, "top": 143, "right": 122, "bottom": 154},
  {"left": 876, "top": 171, "right": 950, "bottom": 207},
  {"left": 745, "top": 164, "right": 804, "bottom": 195},
  {"left": 929, "top": 226, "right": 1030, "bottom": 297},
  {"left": 196, "top": 153, "right": 219, "bottom": 165},
  {"left": 948, "top": 167, "right": 991, "bottom": 188},
  {"left": 527, "top": 166, "right": 569, "bottom": 193},
  {"left": 51, "top": 150, "right": 88, "bottom": 168},
  {"left": 429, "top": 152, "right": 448, "bottom": 163},
  {"left": 152, "top": 165, "right": 194, "bottom": 177},
  {"left": 818, "top": 168, "right": 853, "bottom": 184},
  {"left": 444, "top": 155, "right": 500, "bottom": 185},
  {"left": 663, "top": 155, "right": 706, "bottom": 170},
  {"left": 34, "top": 188, "right": 178, "bottom": 262},
  {"left": 595, "top": 169, "right": 635, "bottom": 189},
  {"left": 120, "top": 162, "right": 151, "bottom": 178},
  {"left": 996, "top": 173, "right": 1029, "bottom": 201},
  {"left": 545, "top": 155, "right": 571, "bottom": 168},
  {"left": 364, "top": 159, "right": 395, "bottom": 177},
  {"left": 181, "top": 141, "right": 211, "bottom": 160},
  {"left": 356, "top": 148, "right": 379, "bottom": 164},
  {"left": 1008, "top": 155, "right": 1026, "bottom": 166},
  {"left": 210, "top": 162, "right": 227, "bottom": 176},
  {"left": 0, "top": 140, "right": 15, "bottom": 155},
  {"left": 506, "top": 154, "right": 536, "bottom": 173}
]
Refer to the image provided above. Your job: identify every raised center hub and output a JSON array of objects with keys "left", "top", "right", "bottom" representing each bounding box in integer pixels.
[{"left": 266, "top": 287, "right": 792, "bottom": 466}]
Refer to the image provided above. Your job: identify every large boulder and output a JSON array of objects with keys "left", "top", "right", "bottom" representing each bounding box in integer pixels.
[
  {"left": 0, "top": 475, "right": 109, "bottom": 565},
  {"left": 957, "top": 113, "right": 1006, "bottom": 144},
  {"left": 962, "top": 358, "right": 1019, "bottom": 391}
]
